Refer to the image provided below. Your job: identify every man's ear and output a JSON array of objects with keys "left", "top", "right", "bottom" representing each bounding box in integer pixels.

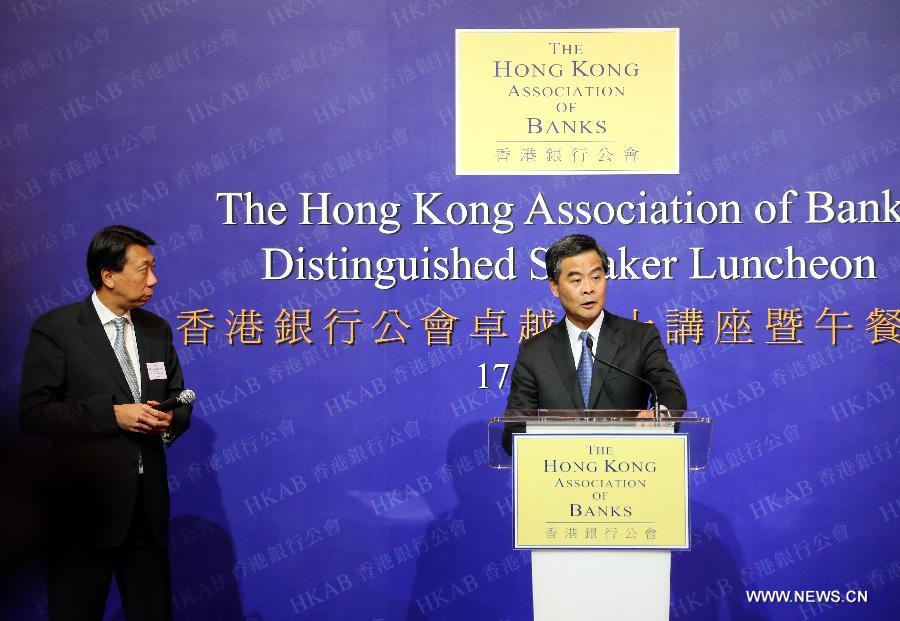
[
  {"left": 549, "top": 279, "right": 560, "bottom": 299},
  {"left": 100, "top": 267, "right": 116, "bottom": 290}
]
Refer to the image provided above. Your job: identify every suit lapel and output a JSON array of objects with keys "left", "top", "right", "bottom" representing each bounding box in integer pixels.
[
  {"left": 588, "top": 312, "right": 621, "bottom": 409},
  {"left": 547, "top": 320, "right": 583, "bottom": 409},
  {"left": 78, "top": 297, "right": 134, "bottom": 400}
]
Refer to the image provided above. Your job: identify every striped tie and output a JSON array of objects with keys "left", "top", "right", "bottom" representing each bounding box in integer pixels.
[
  {"left": 112, "top": 317, "right": 141, "bottom": 403},
  {"left": 577, "top": 331, "right": 593, "bottom": 408},
  {"left": 113, "top": 317, "right": 143, "bottom": 474}
]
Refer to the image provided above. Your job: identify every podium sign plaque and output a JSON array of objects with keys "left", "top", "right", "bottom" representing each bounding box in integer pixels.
[{"left": 513, "top": 433, "right": 689, "bottom": 549}]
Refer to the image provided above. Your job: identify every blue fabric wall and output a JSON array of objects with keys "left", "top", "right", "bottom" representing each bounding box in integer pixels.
[{"left": 1, "top": 1, "right": 898, "bottom": 619}]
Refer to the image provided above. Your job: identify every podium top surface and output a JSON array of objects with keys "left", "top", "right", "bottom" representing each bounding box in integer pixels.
[
  {"left": 488, "top": 410, "right": 712, "bottom": 470},
  {"left": 491, "top": 409, "right": 709, "bottom": 423}
]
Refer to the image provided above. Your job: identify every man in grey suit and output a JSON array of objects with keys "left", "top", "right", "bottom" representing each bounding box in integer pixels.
[{"left": 504, "top": 234, "right": 686, "bottom": 448}]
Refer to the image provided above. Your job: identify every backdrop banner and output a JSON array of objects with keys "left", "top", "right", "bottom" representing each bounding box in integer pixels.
[{"left": 1, "top": 1, "right": 898, "bottom": 620}]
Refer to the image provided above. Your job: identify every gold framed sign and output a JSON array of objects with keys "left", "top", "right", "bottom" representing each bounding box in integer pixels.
[
  {"left": 456, "top": 29, "right": 679, "bottom": 175},
  {"left": 513, "top": 433, "right": 689, "bottom": 549}
]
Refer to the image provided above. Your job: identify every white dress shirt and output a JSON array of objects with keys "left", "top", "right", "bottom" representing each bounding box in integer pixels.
[
  {"left": 564, "top": 310, "right": 605, "bottom": 370},
  {"left": 91, "top": 291, "right": 142, "bottom": 397}
]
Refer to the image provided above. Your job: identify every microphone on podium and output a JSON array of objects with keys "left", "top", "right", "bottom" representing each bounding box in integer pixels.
[{"left": 584, "top": 335, "right": 662, "bottom": 420}]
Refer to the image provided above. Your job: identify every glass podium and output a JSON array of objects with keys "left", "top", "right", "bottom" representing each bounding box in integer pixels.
[{"left": 488, "top": 408, "right": 712, "bottom": 470}]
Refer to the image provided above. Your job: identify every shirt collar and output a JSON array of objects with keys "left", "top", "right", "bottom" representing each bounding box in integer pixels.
[
  {"left": 91, "top": 291, "right": 132, "bottom": 326},
  {"left": 564, "top": 310, "right": 605, "bottom": 347}
]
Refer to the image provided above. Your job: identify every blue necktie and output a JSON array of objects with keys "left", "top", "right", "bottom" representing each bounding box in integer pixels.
[{"left": 577, "top": 331, "right": 593, "bottom": 408}]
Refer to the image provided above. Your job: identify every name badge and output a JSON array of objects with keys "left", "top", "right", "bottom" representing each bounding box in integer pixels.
[{"left": 147, "top": 362, "right": 167, "bottom": 380}]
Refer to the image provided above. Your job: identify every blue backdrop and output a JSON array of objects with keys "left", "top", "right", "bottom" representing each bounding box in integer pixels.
[{"left": 1, "top": 1, "right": 898, "bottom": 620}]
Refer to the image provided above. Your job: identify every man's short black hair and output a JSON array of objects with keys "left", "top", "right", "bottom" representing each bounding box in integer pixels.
[
  {"left": 87, "top": 225, "right": 156, "bottom": 290},
  {"left": 544, "top": 234, "right": 609, "bottom": 281}
]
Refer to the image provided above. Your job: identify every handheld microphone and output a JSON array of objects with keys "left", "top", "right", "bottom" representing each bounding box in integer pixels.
[
  {"left": 584, "top": 335, "right": 662, "bottom": 420},
  {"left": 152, "top": 389, "right": 196, "bottom": 412}
]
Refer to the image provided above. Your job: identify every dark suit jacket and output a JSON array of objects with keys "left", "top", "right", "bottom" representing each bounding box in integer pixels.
[
  {"left": 503, "top": 312, "right": 686, "bottom": 451},
  {"left": 19, "top": 296, "right": 191, "bottom": 547}
]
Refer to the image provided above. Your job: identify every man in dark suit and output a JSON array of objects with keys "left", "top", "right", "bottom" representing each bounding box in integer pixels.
[
  {"left": 19, "top": 225, "right": 191, "bottom": 621},
  {"left": 504, "top": 234, "right": 686, "bottom": 449}
]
